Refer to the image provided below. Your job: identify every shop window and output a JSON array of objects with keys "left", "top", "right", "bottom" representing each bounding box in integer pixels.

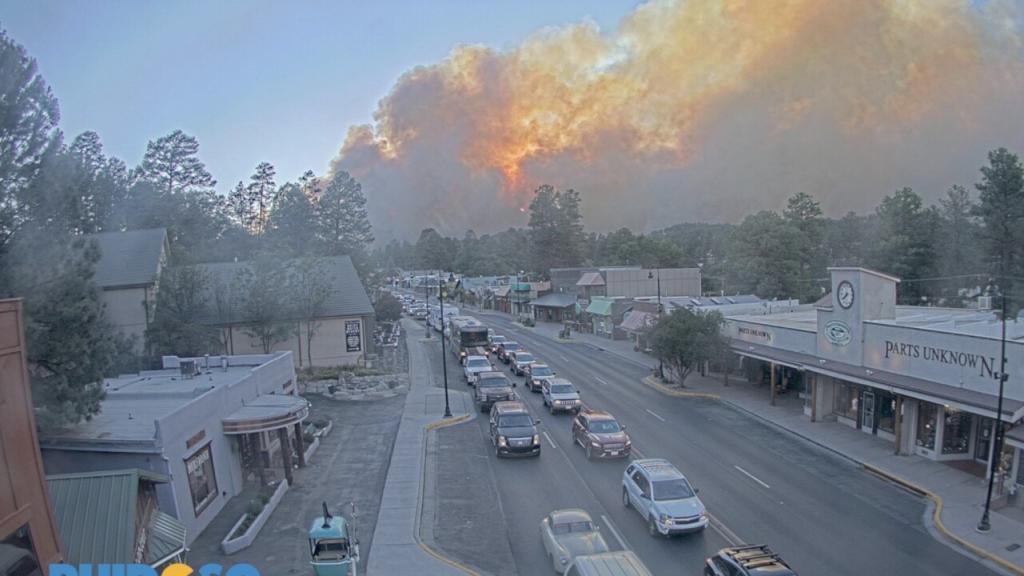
[
  {"left": 1, "top": 525, "right": 41, "bottom": 576},
  {"left": 941, "top": 409, "right": 972, "bottom": 455},
  {"left": 833, "top": 382, "right": 860, "bottom": 420},
  {"left": 186, "top": 444, "right": 218, "bottom": 515},
  {"left": 876, "top": 393, "right": 896, "bottom": 434},
  {"left": 916, "top": 403, "right": 938, "bottom": 450},
  {"left": 1017, "top": 449, "right": 1024, "bottom": 486}
]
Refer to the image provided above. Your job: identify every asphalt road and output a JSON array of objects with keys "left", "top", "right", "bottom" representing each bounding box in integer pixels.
[{"left": 431, "top": 309, "right": 999, "bottom": 576}]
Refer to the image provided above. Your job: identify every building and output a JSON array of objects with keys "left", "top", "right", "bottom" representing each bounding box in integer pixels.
[
  {"left": 493, "top": 281, "right": 549, "bottom": 315},
  {"left": 88, "top": 228, "right": 170, "bottom": 352},
  {"left": 47, "top": 469, "right": 186, "bottom": 569},
  {"left": 196, "top": 255, "right": 375, "bottom": 368},
  {"left": 0, "top": 299, "right": 63, "bottom": 573},
  {"left": 40, "top": 352, "right": 308, "bottom": 543},
  {"left": 551, "top": 266, "right": 702, "bottom": 302},
  {"left": 529, "top": 293, "right": 579, "bottom": 323},
  {"left": 725, "top": 268, "right": 1024, "bottom": 501}
]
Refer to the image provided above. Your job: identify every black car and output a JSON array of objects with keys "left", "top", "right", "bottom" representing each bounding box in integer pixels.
[
  {"left": 489, "top": 401, "right": 541, "bottom": 458},
  {"left": 704, "top": 545, "right": 796, "bottom": 576},
  {"left": 496, "top": 341, "right": 521, "bottom": 364}
]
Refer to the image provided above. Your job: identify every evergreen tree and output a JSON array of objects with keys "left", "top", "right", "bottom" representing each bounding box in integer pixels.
[
  {"left": 726, "top": 211, "right": 802, "bottom": 299},
  {"left": 236, "top": 258, "right": 291, "bottom": 353},
  {"left": 317, "top": 170, "right": 373, "bottom": 256},
  {"left": 974, "top": 148, "right": 1024, "bottom": 313},
  {"left": 247, "top": 161, "right": 277, "bottom": 239},
  {"left": 146, "top": 266, "right": 221, "bottom": 358},
  {"left": 265, "top": 181, "right": 319, "bottom": 257},
  {"left": 783, "top": 192, "right": 826, "bottom": 300},
  {"left": 527, "top": 184, "right": 584, "bottom": 275},
  {"left": 868, "top": 188, "right": 939, "bottom": 303},
  {"left": 288, "top": 257, "right": 332, "bottom": 367}
]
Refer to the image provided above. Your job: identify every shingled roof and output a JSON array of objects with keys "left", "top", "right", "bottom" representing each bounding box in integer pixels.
[{"left": 87, "top": 228, "right": 168, "bottom": 288}]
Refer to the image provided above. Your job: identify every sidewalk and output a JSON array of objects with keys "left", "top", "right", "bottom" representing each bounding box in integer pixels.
[
  {"left": 365, "top": 319, "right": 476, "bottom": 576},
  {"left": 680, "top": 373, "right": 1024, "bottom": 575}
]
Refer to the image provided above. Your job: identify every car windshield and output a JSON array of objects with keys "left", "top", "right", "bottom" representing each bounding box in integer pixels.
[
  {"left": 491, "top": 336, "right": 506, "bottom": 344},
  {"left": 652, "top": 478, "right": 695, "bottom": 501},
  {"left": 467, "top": 359, "right": 489, "bottom": 368},
  {"left": 551, "top": 520, "right": 594, "bottom": 535},
  {"left": 589, "top": 420, "right": 620, "bottom": 433},
  {"left": 515, "top": 353, "right": 534, "bottom": 363},
  {"left": 550, "top": 384, "right": 574, "bottom": 394},
  {"left": 503, "top": 343, "right": 520, "bottom": 352},
  {"left": 478, "top": 377, "right": 508, "bottom": 388},
  {"left": 499, "top": 414, "right": 533, "bottom": 427},
  {"left": 530, "top": 366, "right": 553, "bottom": 377}
]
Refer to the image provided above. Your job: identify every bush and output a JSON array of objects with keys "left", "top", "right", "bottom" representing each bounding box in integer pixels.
[{"left": 375, "top": 293, "right": 403, "bottom": 322}]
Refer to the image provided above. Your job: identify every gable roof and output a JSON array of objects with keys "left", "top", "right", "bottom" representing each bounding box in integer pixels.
[
  {"left": 87, "top": 228, "right": 167, "bottom": 288},
  {"left": 195, "top": 255, "right": 373, "bottom": 325},
  {"left": 576, "top": 272, "right": 606, "bottom": 287},
  {"left": 47, "top": 469, "right": 185, "bottom": 566}
]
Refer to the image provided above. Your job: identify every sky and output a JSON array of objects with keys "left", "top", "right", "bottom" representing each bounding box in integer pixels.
[{"left": 0, "top": 0, "right": 638, "bottom": 187}]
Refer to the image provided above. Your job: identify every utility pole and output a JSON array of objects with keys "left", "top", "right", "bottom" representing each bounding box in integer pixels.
[
  {"left": 649, "top": 269, "right": 664, "bottom": 379},
  {"left": 440, "top": 273, "right": 452, "bottom": 418}
]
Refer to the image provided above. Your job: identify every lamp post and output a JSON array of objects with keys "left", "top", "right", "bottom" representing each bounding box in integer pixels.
[
  {"left": 440, "top": 275, "right": 452, "bottom": 418},
  {"left": 423, "top": 273, "right": 431, "bottom": 339},
  {"left": 648, "top": 269, "right": 664, "bottom": 379},
  {"left": 978, "top": 279, "right": 1009, "bottom": 533}
]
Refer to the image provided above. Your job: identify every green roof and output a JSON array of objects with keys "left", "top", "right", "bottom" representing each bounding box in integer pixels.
[
  {"left": 586, "top": 298, "right": 613, "bottom": 316},
  {"left": 512, "top": 282, "right": 531, "bottom": 291},
  {"left": 47, "top": 469, "right": 185, "bottom": 566}
]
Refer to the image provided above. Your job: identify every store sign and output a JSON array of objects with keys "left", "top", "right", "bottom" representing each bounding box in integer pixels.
[
  {"left": 824, "top": 321, "right": 852, "bottom": 346},
  {"left": 884, "top": 340, "right": 998, "bottom": 380},
  {"left": 345, "top": 320, "right": 362, "bottom": 352},
  {"left": 736, "top": 325, "right": 773, "bottom": 343}
]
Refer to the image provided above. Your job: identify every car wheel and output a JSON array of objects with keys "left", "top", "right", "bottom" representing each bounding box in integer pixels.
[
  {"left": 495, "top": 445, "right": 502, "bottom": 458},
  {"left": 648, "top": 517, "right": 659, "bottom": 538},
  {"left": 549, "top": 403, "right": 555, "bottom": 414},
  {"left": 585, "top": 444, "right": 593, "bottom": 460},
  {"left": 622, "top": 488, "right": 630, "bottom": 508}
]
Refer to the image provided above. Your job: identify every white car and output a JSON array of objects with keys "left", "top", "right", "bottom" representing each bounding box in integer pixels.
[
  {"left": 622, "top": 459, "right": 707, "bottom": 537},
  {"left": 463, "top": 355, "right": 494, "bottom": 384},
  {"left": 542, "top": 377, "right": 581, "bottom": 414},
  {"left": 540, "top": 509, "right": 609, "bottom": 574}
]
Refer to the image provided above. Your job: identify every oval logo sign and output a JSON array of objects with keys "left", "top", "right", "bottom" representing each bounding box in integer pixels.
[{"left": 825, "top": 320, "right": 852, "bottom": 346}]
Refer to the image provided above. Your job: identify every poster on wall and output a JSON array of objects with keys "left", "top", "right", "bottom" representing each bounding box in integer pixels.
[{"left": 345, "top": 320, "right": 362, "bottom": 352}]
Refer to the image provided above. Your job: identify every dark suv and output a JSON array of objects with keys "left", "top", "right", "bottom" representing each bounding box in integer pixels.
[
  {"left": 489, "top": 401, "right": 541, "bottom": 457},
  {"left": 474, "top": 371, "right": 517, "bottom": 412},
  {"left": 704, "top": 545, "right": 796, "bottom": 576},
  {"left": 497, "top": 341, "right": 521, "bottom": 364}
]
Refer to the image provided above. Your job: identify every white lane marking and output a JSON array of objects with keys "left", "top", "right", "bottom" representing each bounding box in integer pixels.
[
  {"left": 601, "top": 515, "right": 630, "bottom": 551},
  {"left": 542, "top": 431, "right": 558, "bottom": 449},
  {"left": 708, "top": 513, "right": 744, "bottom": 546},
  {"left": 644, "top": 409, "right": 666, "bottom": 422},
  {"left": 734, "top": 465, "right": 771, "bottom": 489},
  {"left": 559, "top": 354, "right": 568, "bottom": 361},
  {"left": 630, "top": 446, "right": 646, "bottom": 460},
  {"left": 595, "top": 376, "right": 609, "bottom": 386}
]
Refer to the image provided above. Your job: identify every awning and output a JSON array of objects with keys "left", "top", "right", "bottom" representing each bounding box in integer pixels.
[
  {"left": 146, "top": 510, "right": 187, "bottom": 567},
  {"left": 586, "top": 299, "right": 613, "bottom": 316},
  {"left": 1006, "top": 425, "right": 1024, "bottom": 450},
  {"left": 530, "top": 293, "right": 578, "bottom": 308},
  {"left": 222, "top": 394, "right": 310, "bottom": 435},
  {"left": 620, "top": 310, "right": 656, "bottom": 332},
  {"left": 731, "top": 342, "right": 1024, "bottom": 420}
]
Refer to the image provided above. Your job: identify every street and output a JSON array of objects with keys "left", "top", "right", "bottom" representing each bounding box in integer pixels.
[{"left": 425, "top": 308, "right": 1000, "bottom": 576}]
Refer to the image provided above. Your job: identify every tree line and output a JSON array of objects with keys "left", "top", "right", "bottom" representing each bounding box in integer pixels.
[{"left": 0, "top": 30, "right": 373, "bottom": 428}]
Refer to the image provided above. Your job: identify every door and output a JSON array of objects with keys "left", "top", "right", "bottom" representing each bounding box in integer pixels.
[
  {"left": 976, "top": 418, "right": 993, "bottom": 464},
  {"left": 862, "top": 391, "right": 875, "bottom": 432}
]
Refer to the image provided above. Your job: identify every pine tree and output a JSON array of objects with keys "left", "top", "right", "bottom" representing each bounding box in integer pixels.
[
  {"left": 974, "top": 148, "right": 1024, "bottom": 313},
  {"left": 317, "top": 170, "right": 374, "bottom": 255}
]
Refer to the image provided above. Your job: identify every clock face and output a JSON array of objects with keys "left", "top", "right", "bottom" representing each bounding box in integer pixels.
[{"left": 837, "top": 281, "right": 855, "bottom": 309}]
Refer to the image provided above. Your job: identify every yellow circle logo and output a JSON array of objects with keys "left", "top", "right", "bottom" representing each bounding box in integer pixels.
[{"left": 161, "top": 564, "right": 194, "bottom": 576}]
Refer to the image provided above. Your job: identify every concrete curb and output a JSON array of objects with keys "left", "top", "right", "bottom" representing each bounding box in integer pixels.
[
  {"left": 640, "top": 375, "right": 720, "bottom": 399},
  {"left": 863, "top": 464, "right": 1024, "bottom": 576},
  {"left": 415, "top": 413, "right": 481, "bottom": 576}
]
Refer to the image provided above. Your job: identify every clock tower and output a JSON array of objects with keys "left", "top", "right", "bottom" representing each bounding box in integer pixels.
[{"left": 816, "top": 267, "right": 899, "bottom": 365}]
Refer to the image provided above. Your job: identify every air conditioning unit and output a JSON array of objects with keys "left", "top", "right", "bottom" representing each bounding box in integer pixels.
[{"left": 978, "top": 296, "right": 993, "bottom": 310}]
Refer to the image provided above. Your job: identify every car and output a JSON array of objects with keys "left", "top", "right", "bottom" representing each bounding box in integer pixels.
[
  {"left": 541, "top": 377, "right": 581, "bottom": 414},
  {"left": 565, "top": 551, "right": 652, "bottom": 576},
  {"left": 411, "top": 307, "right": 429, "bottom": 319},
  {"left": 525, "top": 363, "right": 556, "bottom": 392},
  {"left": 489, "top": 401, "right": 540, "bottom": 457},
  {"left": 509, "top": 350, "right": 538, "bottom": 376},
  {"left": 497, "top": 341, "right": 521, "bottom": 363},
  {"left": 622, "top": 459, "right": 707, "bottom": 537},
  {"left": 474, "top": 371, "right": 517, "bottom": 412},
  {"left": 540, "top": 509, "right": 609, "bottom": 574},
  {"left": 704, "top": 545, "right": 797, "bottom": 576},
  {"left": 488, "top": 334, "right": 507, "bottom": 355},
  {"left": 572, "top": 409, "right": 631, "bottom": 459},
  {"left": 463, "top": 355, "right": 494, "bottom": 384}
]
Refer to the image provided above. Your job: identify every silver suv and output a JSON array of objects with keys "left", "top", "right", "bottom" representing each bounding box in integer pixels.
[
  {"left": 622, "top": 459, "right": 707, "bottom": 537},
  {"left": 541, "top": 377, "right": 581, "bottom": 414}
]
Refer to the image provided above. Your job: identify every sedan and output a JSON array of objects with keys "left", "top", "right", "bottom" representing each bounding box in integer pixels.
[{"left": 540, "top": 509, "right": 609, "bottom": 574}]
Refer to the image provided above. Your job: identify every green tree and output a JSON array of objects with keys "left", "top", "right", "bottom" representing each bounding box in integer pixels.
[
  {"left": 236, "top": 259, "right": 291, "bottom": 353},
  {"left": 415, "top": 227, "right": 456, "bottom": 271},
  {"left": 146, "top": 266, "right": 221, "bottom": 358},
  {"left": 288, "top": 257, "right": 332, "bottom": 367},
  {"left": 528, "top": 184, "right": 584, "bottom": 275},
  {"left": 868, "top": 187, "right": 939, "bottom": 303},
  {"left": 935, "top": 185, "right": 983, "bottom": 303},
  {"left": 265, "top": 181, "right": 320, "bottom": 258},
  {"left": 247, "top": 161, "right": 277, "bottom": 240},
  {"left": 824, "top": 212, "right": 874, "bottom": 267},
  {"left": 974, "top": 148, "right": 1024, "bottom": 314},
  {"left": 135, "top": 129, "right": 216, "bottom": 195},
  {"left": 375, "top": 292, "right": 403, "bottom": 323},
  {"left": 0, "top": 30, "right": 61, "bottom": 252},
  {"left": 726, "top": 211, "right": 802, "bottom": 299},
  {"left": 783, "top": 192, "right": 826, "bottom": 300},
  {"left": 649, "top": 309, "right": 728, "bottom": 387},
  {"left": 317, "top": 170, "right": 374, "bottom": 256}
]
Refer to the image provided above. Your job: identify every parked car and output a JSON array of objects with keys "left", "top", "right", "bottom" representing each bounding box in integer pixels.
[
  {"left": 525, "top": 363, "right": 556, "bottom": 392},
  {"left": 509, "top": 350, "right": 538, "bottom": 376},
  {"left": 704, "top": 545, "right": 797, "bottom": 576},
  {"left": 541, "top": 377, "right": 581, "bottom": 414},
  {"left": 489, "top": 401, "right": 540, "bottom": 457},
  {"left": 464, "top": 355, "right": 494, "bottom": 384},
  {"left": 565, "top": 551, "right": 652, "bottom": 576},
  {"left": 497, "top": 341, "right": 521, "bottom": 363},
  {"left": 474, "top": 371, "right": 517, "bottom": 412},
  {"left": 540, "top": 509, "right": 609, "bottom": 574},
  {"left": 572, "top": 409, "right": 630, "bottom": 459},
  {"left": 622, "top": 459, "right": 707, "bottom": 537}
]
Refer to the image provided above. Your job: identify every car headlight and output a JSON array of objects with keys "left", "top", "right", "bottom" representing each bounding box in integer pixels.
[
  {"left": 498, "top": 436, "right": 507, "bottom": 447},
  {"left": 624, "top": 439, "right": 632, "bottom": 447},
  {"left": 700, "top": 511, "right": 708, "bottom": 518},
  {"left": 590, "top": 441, "right": 602, "bottom": 448},
  {"left": 559, "top": 556, "right": 569, "bottom": 565},
  {"left": 660, "top": 513, "right": 672, "bottom": 525},
  {"left": 532, "top": 434, "right": 541, "bottom": 445}
]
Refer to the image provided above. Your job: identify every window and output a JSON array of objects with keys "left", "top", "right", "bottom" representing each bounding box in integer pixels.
[
  {"left": 1, "top": 525, "right": 41, "bottom": 576},
  {"left": 186, "top": 444, "right": 218, "bottom": 515},
  {"left": 877, "top": 392, "right": 896, "bottom": 434},
  {"left": 942, "top": 408, "right": 972, "bottom": 455},
  {"left": 916, "top": 402, "right": 938, "bottom": 450},
  {"left": 833, "top": 382, "right": 860, "bottom": 420},
  {"left": 1017, "top": 450, "right": 1024, "bottom": 486}
]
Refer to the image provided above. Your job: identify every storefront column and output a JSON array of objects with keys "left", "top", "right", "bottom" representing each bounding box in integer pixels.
[
  {"left": 250, "top": 432, "right": 266, "bottom": 487},
  {"left": 770, "top": 363, "right": 777, "bottom": 406},
  {"left": 893, "top": 397, "right": 903, "bottom": 455},
  {"left": 294, "top": 422, "right": 306, "bottom": 468},
  {"left": 810, "top": 375, "right": 818, "bottom": 421},
  {"left": 278, "top": 428, "right": 294, "bottom": 485}
]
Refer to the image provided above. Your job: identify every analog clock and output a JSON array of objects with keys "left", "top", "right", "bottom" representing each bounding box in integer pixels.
[{"left": 837, "top": 280, "right": 855, "bottom": 309}]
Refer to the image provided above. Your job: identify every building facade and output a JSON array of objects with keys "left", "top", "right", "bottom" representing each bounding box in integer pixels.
[
  {"left": 0, "top": 299, "right": 63, "bottom": 574},
  {"left": 725, "top": 268, "right": 1024, "bottom": 499}
]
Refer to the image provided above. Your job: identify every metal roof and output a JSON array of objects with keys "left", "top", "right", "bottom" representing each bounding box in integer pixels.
[
  {"left": 620, "top": 310, "right": 656, "bottom": 332},
  {"left": 87, "top": 228, "right": 167, "bottom": 288},
  {"left": 47, "top": 469, "right": 185, "bottom": 566},
  {"left": 530, "top": 293, "right": 578, "bottom": 308},
  {"left": 586, "top": 298, "right": 614, "bottom": 316},
  {"left": 576, "top": 272, "right": 606, "bottom": 287}
]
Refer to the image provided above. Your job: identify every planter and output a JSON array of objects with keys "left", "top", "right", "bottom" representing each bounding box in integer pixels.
[
  {"left": 220, "top": 479, "right": 289, "bottom": 555},
  {"left": 303, "top": 437, "right": 321, "bottom": 463},
  {"left": 317, "top": 419, "right": 334, "bottom": 437}
]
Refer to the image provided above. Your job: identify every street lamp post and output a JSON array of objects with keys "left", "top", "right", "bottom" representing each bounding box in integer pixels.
[
  {"left": 440, "top": 275, "right": 452, "bottom": 418},
  {"left": 648, "top": 269, "right": 664, "bottom": 380},
  {"left": 423, "top": 273, "right": 431, "bottom": 339},
  {"left": 978, "top": 280, "right": 1009, "bottom": 533}
]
